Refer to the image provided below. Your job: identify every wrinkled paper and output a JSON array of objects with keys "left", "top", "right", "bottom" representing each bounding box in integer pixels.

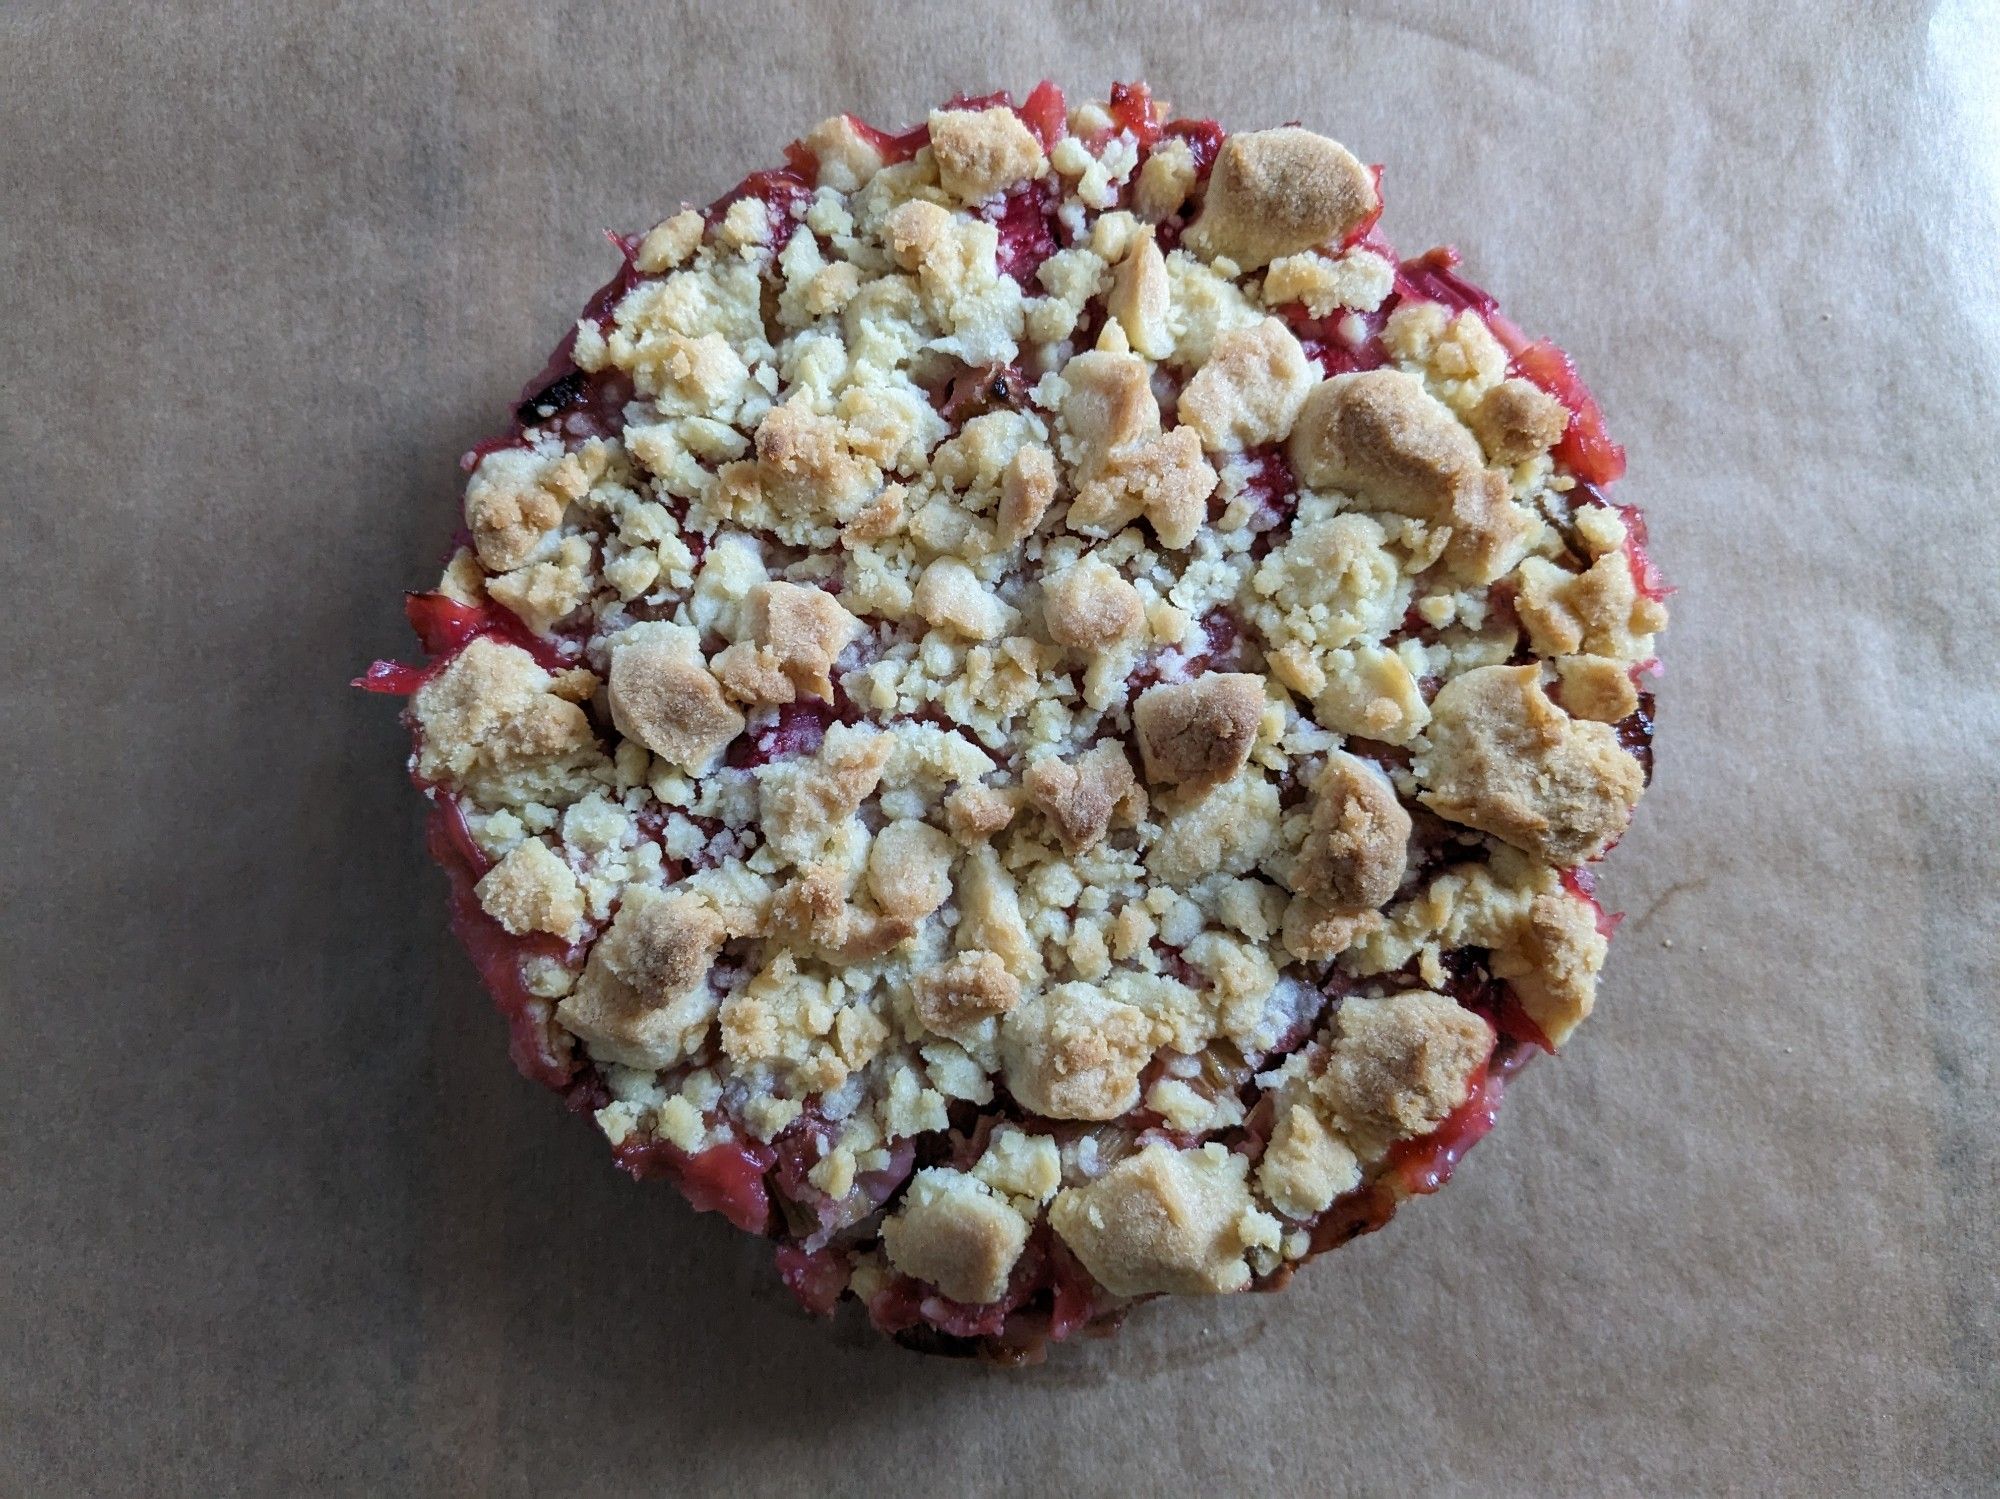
[{"left": 5, "top": 0, "right": 1996, "bottom": 1493}]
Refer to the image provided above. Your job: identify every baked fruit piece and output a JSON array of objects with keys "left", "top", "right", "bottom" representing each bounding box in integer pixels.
[{"left": 360, "top": 80, "right": 1667, "bottom": 1360}]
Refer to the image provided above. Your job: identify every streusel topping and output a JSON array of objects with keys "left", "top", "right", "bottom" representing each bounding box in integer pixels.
[{"left": 365, "top": 81, "right": 1664, "bottom": 1357}]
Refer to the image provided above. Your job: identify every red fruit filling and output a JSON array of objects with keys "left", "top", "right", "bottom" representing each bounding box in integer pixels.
[
  {"left": 985, "top": 180, "right": 1060, "bottom": 286},
  {"left": 352, "top": 592, "right": 573, "bottom": 696},
  {"left": 353, "top": 659, "right": 430, "bottom": 696},
  {"left": 798, "top": 81, "right": 1066, "bottom": 192},
  {"left": 863, "top": 1226, "right": 1101, "bottom": 1350},
  {"left": 845, "top": 114, "right": 932, "bottom": 168},
  {"left": 516, "top": 365, "right": 637, "bottom": 442},
  {"left": 1015, "top": 79, "right": 1068, "bottom": 151},
  {"left": 411, "top": 591, "right": 572, "bottom": 668},
  {"left": 1295, "top": 1035, "right": 1537, "bottom": 1262},
  {"left": 1236, "top": 445, "right": 1300, "bottom": 542},
  {"left": 702, "top": 168, "right": 815, "bottom": 260},
  {"left": 724, "top": 698, "right": 837, "bottom": 769},
  {"left": 1559, "top": 865, "right": 1625, "bottom": 939},
  {"left": 775, "top": 1242, "right": 851, "bottom": 1318},
  {"left": 1393, "top": 244, "right": 1500, "bottom": 319},
  {"left": 1305, "top": 1180, "right": 1401, "bottom": 1256},
  {"left": 1104, "top": 80, "right": 1165, "bottom": 149},
  {"left": 1280, "top": 290, "right": 1392, "bottom": 377},
  {"left": 424, "top": 802, "right": 579, "bottom": 1091},
  {"left": 1510, "top": 336, "right": 1626, "bottom": 485},
  {"left": 1164, "top": 115, "right": 1225, "bottom": 177},
  {"left": 615, "top": 1134, "right": 776, "bottom": 1236},
  {"left": 1343, "top": 165, "right": 1386, "bottom": 248},
  {"left": 1613, "top": 501, "right": 1671, "bottom": 602},
  {"left": 491, "top": 233, "right": 651, "bottom": 445}
]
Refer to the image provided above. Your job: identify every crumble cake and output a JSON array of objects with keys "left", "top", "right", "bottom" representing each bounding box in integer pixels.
[{"left": 360, "top": 81, "right": 1667, "bottom": 1360}]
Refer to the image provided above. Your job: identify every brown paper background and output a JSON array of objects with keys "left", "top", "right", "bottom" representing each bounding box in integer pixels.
[{"left": 6, "top": 1, "right": 1997, "bottom": 1493}]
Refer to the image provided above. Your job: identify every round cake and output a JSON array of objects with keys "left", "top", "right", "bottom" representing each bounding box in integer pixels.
[{"left": 361, "top": 81, "right": 1667, "bottom": 1359}]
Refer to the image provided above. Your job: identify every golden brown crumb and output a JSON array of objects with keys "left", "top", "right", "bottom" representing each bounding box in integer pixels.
[
  {"left": 912, "top": 558, "right": 1009, "bottom": 639},
  {"left": 1184, "top": 128, "right": 1378, "bottom": 271},
  {"left": 463, "top": 449, "right": 565, "bottom": 573},
  {"left": 606, "top": 633, "right": 745, "bottom": 772},
  {"left": 1133, "top": 673, "right": 1266, "bottom": 793},
  {"left": 1514, "top": 552, "right": 1668, "bottom": 661},
  {"left": 866, "top": 818, "right": 955, "bottom": 919},
  {"left": 709, "top": 640, "right": 797, "bottom": 707},
  {"left": 1555, "top": 653, "right": 1640, "bottom": 722},
  {"left": 769, "top": 862, "right": 847, "bottom": 945},
  {"left": 1049, "top": 1142, "right": 1276, "bottom": 1294},
  {"left": 1023, "top": 741, "right": 1142, "bottom": 854},
  {"left": 881, "top": 1167, "right": 1030, "bottom": 1302},
  {"left": 1279, "top": 896, "right": 1383, "bottom": 962},
  {"left": 1132, "top": 137, "right": 1198, "bottom": 221},
  {"left": 1294, "top": 751, "right": 1412, "bottom": 910},
  {"left": 1058, "top": 350, "right": 1160, "bottom": 481},
  {"left": 838, "top": 483, "right": 906, "bottom": 546},
  {"left": 475, "top": 839, "right": 585, "bottom": 940},
  {"left": 1256, "top": 1102, "right": 1361, "bottom": 1219},
  {"left": 751, "top": 581, "right": 861, "bottom": 699},
  {"left": 633, "top": 209, "right": 705, "bottom": 273},
  {"left": 799, "top": 114, "right": 888, "bottom": 193},
  {"left": 1000, "top": 982, "right": 1155, "bottom": 1120},
  {"left": 1066, "top": 427, "right": 1218, "bottom": 548},
  {"left": 1440, "top": 466, "right": 1534, "bottom": 584},
  {"left": 556, "top": 887, "right": 725, "bottom": 1070},
  {"left": 1311, "top": 991, "right": 1492, "bottom": 1156},
  {"left": 772, "top": 861, "right": 919, "bottom": 961},
  {"left": 1416, "top": 664, "right": 1644, "bottom": 865},
  {"left": 1106, "top": 232, "right": 1171, "bottom": 359},
  {"left": 1288, "top": 369, "right": 1485, "bottom": 519},
  {"left": 927, "top": 106, "right": 1047, "bottom": 203},
  {"left": 753, "top": 401, "right": 877, "bottom": 516},
  {"left": 1177, "top": 316, "right": 1315, "bottom": 452},
  {"left": 912, "top": 949, "right": 1022, "bottom": 1039},
  {"left": 942, "top": 783, "right": 1019, "bottom": 844},
  {"left": 1041, "top": 554, "right": 1144, "bottom": 650},
  {"left": 1491, "top": 887, "right": 1607, "bottom": 1047},
  {"left": 1146, "top": 766, "right": 1278, "bottom": 885},
  {"left": 410, "top": 637, "right": 602, "bottom": 796},
  {"left": 1468, "top": 377, "right": 1569, "bottom": 464},
  {"left": 995, "top": 445, "right": 1057, "bottom": 545},
  {"left": 487, "top": 537, "right": 592, "bottom": 634},
  {"left": 758, "top": 725, "right": 895, "bottom": 865},
  {"left": 548, "top": 667, "right": 598, "bottom": 703}
]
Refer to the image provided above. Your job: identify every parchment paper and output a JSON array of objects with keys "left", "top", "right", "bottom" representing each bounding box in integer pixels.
[{"left": 5, "top": 1, "right": 1996, "bottom": 1493}]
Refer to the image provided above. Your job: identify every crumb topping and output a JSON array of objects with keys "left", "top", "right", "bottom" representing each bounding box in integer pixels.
[
  {"left": 1049, "top": 1142, "right": 1281, "bottom": 1295},
  {"left": 475, "top": 838, "right": 586, "bottom": 940},
  {"left": 382, "top": 82, "right": 1663, "bottom": 1346},
  {"left": 1133, "top": 673, "right": 1266, "bottom": 793},
  {"left": 557, "top": 887, "right": 726, "bottom": 1070},
  {"left": 1309, "top": 991, "right": 1492, "bottom": 1158},
  {"left": 881, "top": 1166, "right": 1031, "bottom": 1302},
  {"left": 1293, "top": 751, "right": 1412, "bottom": 910},
  {"left": 1416, "top": 664, "right": 1644, "bottom": 865},
  {"left": 1023, "top": 741, "right": 1143, "bottom": 854},
  {"left": 1184, "top": 128, "right": 1378, "bottom": 271},
  {"left": 1001, "top": 981, "right": 1156, "bottom": 1120},
  {"left": 928, "top": 107, "right": 1048, "bottom": 204}
]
